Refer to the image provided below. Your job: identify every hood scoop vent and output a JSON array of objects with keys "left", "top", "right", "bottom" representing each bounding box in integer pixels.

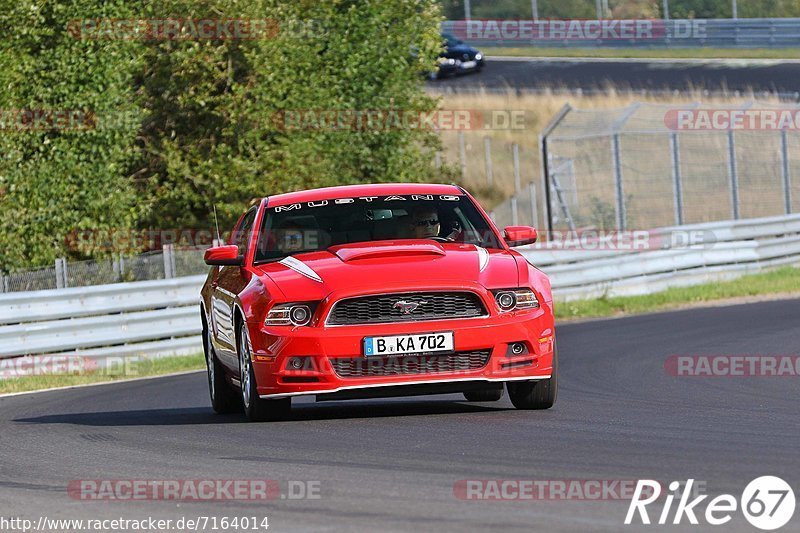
[{"left": 329, "top": 241, "right": 446, "bottom": 262}]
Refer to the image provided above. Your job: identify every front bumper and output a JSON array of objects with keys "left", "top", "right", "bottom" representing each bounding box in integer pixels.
[
  {"left": 247, "top": 302, "right": 555, "bottom": 400},
  {"left": 457, "top": 57, "right": 483, "bottom": 72}
]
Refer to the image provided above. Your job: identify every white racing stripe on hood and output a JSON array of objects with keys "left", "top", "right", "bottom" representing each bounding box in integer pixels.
[
  {"left": 475, "top": 245, "right": 489, "bottom": 272},
  {"left": 279, "top": 256, "right": 323, "bottom": 282}
]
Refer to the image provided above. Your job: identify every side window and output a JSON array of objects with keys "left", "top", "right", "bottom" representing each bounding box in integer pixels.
[{"left": 232, "top": 208, "right": 257, "bottom": 257}]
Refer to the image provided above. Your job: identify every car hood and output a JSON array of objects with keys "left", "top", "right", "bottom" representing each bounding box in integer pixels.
[
  {"left": 445, "top": 44, "right": 479, "bottom": 57},
  {"left": 254, "top": 240, "right": 519, "bottom": 301}
]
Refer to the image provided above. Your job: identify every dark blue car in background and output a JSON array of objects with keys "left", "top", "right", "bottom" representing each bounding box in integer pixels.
[{"left": 433, "top": 33, "right": 484, "bottom": 78}]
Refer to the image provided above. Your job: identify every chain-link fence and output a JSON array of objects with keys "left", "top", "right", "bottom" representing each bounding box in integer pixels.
[
  {"left": 437, "top": 129, "right": 543, "bottom": 228},
  {"left": 1, "top": 246, "right": 208, "bottom": 293},
  {"left": 528, "top": 102, "right": 800, "bottom": 232}
]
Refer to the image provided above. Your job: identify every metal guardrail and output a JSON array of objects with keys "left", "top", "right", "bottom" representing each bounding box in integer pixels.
[
  {"left": 0, "top": 275, "right": 205, "bottom": 325},
  {"left": 442, "top": 18, "right": 800, "bottom": 48},
  {"left": 0, "top": 215, "right": 798, "bottom": 364},
  {"left": 0, "top": 275, "right": 205, "bottom": 361},
  {"left": 521, "top": 214, "right": 800, "bottom": 300}
]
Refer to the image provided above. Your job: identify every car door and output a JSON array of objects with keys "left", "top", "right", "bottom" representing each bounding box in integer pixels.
[{"left": 210, "top": 206, "right": 257, "bottom": 368}]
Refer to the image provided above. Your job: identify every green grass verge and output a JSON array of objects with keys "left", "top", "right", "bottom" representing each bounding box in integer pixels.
[
  {"left": 555, "top": 266, "right": 800, "bottom": 321},
  {"left": 485, "top": 47, "right": 800, "bottom": 59},
  {"left": 0, "top": 353, "right": 205, "bottom": 395}
]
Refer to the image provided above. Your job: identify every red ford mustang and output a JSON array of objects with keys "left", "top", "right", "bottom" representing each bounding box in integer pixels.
[{"left": 201, "top": 183, "right": 557, "bottom": 421}]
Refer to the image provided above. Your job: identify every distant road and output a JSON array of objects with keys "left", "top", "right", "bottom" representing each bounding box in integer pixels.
[{"left": 429, "top": 56, "right": 800, "bottom": 96}]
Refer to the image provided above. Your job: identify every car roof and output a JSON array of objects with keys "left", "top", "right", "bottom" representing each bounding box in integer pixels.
[{"left": 266, "top": 183, "right": 463, "bottom": 207}]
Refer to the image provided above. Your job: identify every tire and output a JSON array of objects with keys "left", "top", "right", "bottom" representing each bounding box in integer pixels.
[
  {"left": 507, "top": 345, "right": 558, "bottom": 410},
  {"left": 463, "top": 386, "right": 504, "bottom": 402},
  {"left": 238, "top": 322, "right": 291, "bottom": 422},
  {"left": 204, "top": 322, "right": 239, "bottom": 414}
]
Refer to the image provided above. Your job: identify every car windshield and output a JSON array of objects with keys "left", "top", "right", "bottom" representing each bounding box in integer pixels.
[
  {"left": 253, "top": 194, "right": 501, "bottom": 262},
  {"left": 442, "top": 33, "right": 462, "bottom": 47}
]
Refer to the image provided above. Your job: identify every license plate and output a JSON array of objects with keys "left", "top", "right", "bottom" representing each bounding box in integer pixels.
[
  {"left": 364, "top": 332, "right": 454, "bottom": 357},
  {"left": 460, "top": 60, "right": 477, "bottom": 69}
]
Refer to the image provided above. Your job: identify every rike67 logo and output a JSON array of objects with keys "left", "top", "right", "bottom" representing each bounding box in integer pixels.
[{"left": 626, "top": 477, "right": 795, "bottom": 530}]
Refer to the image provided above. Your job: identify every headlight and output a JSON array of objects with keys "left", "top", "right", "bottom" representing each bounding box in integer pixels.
[
  {"left": 264, "top": 303, "right": 315, "bottom": 326},
  {"left": 492, "top": 289, "right": 539, "bottom": 312},
  {"left": 475, "top": 53, "right": 482, "bottom": 60}
]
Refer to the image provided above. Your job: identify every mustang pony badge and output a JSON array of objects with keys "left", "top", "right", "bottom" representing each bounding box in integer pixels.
[{"left": 393, "top": 300, "right": 426, "bottom": 314}]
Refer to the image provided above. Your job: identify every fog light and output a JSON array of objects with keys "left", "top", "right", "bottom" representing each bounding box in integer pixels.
[
  {"left": 288, "top": 357, "right": 303, "bottom": 370},
  {"left": 511, "top": 342, "right": 525, "bottom": 355}
]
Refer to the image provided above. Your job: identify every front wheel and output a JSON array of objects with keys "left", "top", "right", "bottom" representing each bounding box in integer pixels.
[
  {"left": 238, "top": 322, "right": 291, "bottom": 422},
  {"left": 205, "top": 323, "right": 239, "bottom": 414},
  {"left": 507, "top": 346, "right": 558, "bottom": 410}
]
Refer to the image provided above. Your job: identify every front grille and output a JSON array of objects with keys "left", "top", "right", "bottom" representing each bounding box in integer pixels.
[
  {"left": 330, "top": 350, "right": 492, "bottom": 378},
  {"left": 327, "top": 291, "right": 486, "bottom": 325}
]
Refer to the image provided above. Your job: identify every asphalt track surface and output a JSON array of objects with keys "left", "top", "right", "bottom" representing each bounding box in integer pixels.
[
  {"left": 2, "top": 298, "right": 799, "bottom": 532},
  {"left": 429, "top": 57, "right": 800, "bottom": 95}
]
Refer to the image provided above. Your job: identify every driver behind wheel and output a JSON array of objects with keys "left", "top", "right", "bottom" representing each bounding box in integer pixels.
[
  {"left": 408, "top": 207, "right": 461, "bottom": 241},
  {"left": 409, "top": 207, "right": 441, "bottom": 239},
  {"left": 275, "top": 225, "right": 305, "bottom": 253}
]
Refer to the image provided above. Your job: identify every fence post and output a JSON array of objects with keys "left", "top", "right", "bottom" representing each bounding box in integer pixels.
[
  {"left": 1, "top": 272, "right": 7, "bottom": 293},
  {"left": 512, "top": 143, "right": 521, "bottom": 194},
  {"left": 434, "top": 151, "right": 441, "bottom": 169},
  {"left": 529, "top": 181, "right": 538, "bottom": 229},
  {"left": 458, "top": 131, "right": 467, "bottom": 180},
  {"left": 669, "top": 132, "right": 684, "bottom": 226},
  {"left": 483, "top": 136, "right": 493, "bottom": 186},
  {"left": 727, "top": 130, "right": 740, "bottom": 220},
  {"left": 55, "top": 258, "right": 66, "bottom": 289},
  {"left": 611, "top": 133, "right": 626, "bottom": 231},
  {"left": 511, "top": 196, "right": 519, "bottom": 226},
  {"left": 781, "top": 129, "right": 792, "bottom": 215},
  {"left": 539, "top": 134, "right": 552, "bottom": 235},
  {"left": 163, "top": 244, "right": 175, "bottom": 279}
]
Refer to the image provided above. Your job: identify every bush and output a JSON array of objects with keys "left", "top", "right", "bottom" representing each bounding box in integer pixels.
[
  {"left": 0, "top": 0, "right": 144, "bottom": 270},
  {"left": 0, "top": 0, "right": 449, "bottom": 270}
]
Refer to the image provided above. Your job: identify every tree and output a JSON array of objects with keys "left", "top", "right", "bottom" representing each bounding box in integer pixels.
[
  {"left": 0, "top": 0, "right": 449, "bottom": 270},
  {"left": 0, "top": 0, "right": 144, "bottom": 270},
  {"left": 134, "top": 0, "right": 448, "bottom": 231}
]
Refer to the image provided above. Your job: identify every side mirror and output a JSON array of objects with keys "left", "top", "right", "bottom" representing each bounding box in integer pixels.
[
  {"left": 503, "top": 226, "right": 538, "bottom": 247},
  {"left": 204, "top": 245, "right": 243, "bottom": 266}
]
